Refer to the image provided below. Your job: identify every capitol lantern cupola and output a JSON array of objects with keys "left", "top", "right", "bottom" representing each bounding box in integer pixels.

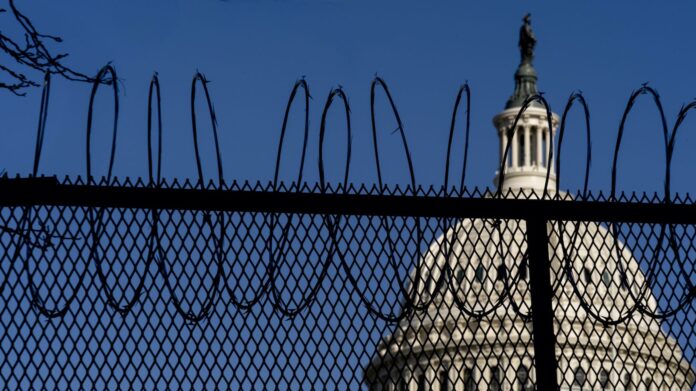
[{"left": 493, "top": 13, "right": 559, "bottom": 193}]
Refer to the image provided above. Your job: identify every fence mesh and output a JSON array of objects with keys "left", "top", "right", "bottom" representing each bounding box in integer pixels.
[{"left": 0, "top": 178, "right": 693, "bottom": 390}]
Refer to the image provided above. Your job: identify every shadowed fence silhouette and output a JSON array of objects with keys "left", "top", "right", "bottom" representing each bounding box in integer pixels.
[{"left": 0, "top": 66, "right": 694, "bottom": 390}]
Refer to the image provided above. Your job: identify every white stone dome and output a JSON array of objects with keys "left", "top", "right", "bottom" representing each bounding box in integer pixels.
[
  {"left": 366, "top": 208, "right": 695, "bottom": 390},
  {"left": 366, "top": 16, "right": 694, "bottom": 389}
]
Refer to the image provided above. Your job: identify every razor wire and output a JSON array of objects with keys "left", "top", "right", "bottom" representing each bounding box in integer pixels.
[
  {"left": 2, "top": 65, "right": 693, "bottom": 324},
  {"left": 0, "top": 65, "right": 693, "bottom": 389}
]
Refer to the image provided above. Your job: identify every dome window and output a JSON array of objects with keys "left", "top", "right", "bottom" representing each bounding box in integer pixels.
[
  {"left": 516, "top": 365, "right": 531, "bottom": 391},
  {"left": 455, "top": 268, "right": 465, "bottom": 286},
  {"left": 644, "top": 377, "right": 653, "bottom": 390},
  {"left": 573, "top": 366, "right": 586, "bottom": 387},
  {"left": 475, "top": 265, "right": 485, "bottom": 283},
  {"left": 464, "top": 368, "right": 475, "bottom": 391},
  {"left": 417, "top": 371, "right": 426, "bottom": 391},
  {"left": 491, "top": 365, "right": 503, "bottom": 391},
  {"left": 623, "top": 372, "right": 633, "bottom": 390},
  {"left": 439, "top": 370, "right": 450, "bottom": 391},
  {"left": 601, "top": 270, "right": 612, "bottom": 287},
  {"left": 598, "top": 369, "right": 609, "bottom": 388}
]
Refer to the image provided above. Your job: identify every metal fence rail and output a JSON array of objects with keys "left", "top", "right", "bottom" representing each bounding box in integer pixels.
[
  {"left": 0, "top": 63, "right": 695, "bottom": 389},
  {"left": 0, "top": 177, "right": 693, "bottom": 390}
]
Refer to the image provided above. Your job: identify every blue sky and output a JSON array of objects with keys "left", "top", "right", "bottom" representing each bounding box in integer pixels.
[
  {"left": 1, "top": 0, "right": 696, "bottom": 196},
  {"left": 0, "top": 2, "right": 694, "bottom": 388}
]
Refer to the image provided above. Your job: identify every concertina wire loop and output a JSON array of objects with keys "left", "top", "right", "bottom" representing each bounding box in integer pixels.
[
  {"left": 4, "top": 66, "right": 695, "bottom": 324},
  {"left": 152, "top": 71, "right": 226, "bottom": 322},
  {"left": 222, "top": 79, "right": 312, "bottom": 313}
]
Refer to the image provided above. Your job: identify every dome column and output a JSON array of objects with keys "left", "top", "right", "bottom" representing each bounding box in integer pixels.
[
  {"left": 500, "top": 130, "right": 508, "bottom": 169},
  {"left": 511, "top": 130, "right": 519, "bottom": 170},
  {"left": 548, "top": 128, "right": 555, "bottom": 172},
  {"left": 493, "top": 108, "right": 558, "bottom": 192},
  {"left": 524, "top": 126, "right": 531, "bottom": 167},
  {"left": 535, "top": 126, "right": 546, "bottom": 167},
  {"left": 493, "top": 12, "right": 560, "bottom": 193}
]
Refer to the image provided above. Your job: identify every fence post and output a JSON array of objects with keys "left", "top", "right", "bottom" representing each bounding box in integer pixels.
[{"left": 526, "top": 217, "right": 558, "bottom": 391}]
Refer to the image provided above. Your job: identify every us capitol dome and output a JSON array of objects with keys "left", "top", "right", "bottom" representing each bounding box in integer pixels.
[{"left": 365, "top": 15, "right": 695, "bottom": 391}]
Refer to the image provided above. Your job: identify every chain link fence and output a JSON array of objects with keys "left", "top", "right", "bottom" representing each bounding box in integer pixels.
[{"left": 0, "top": 177, "right": 692, "bottom": 390}]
